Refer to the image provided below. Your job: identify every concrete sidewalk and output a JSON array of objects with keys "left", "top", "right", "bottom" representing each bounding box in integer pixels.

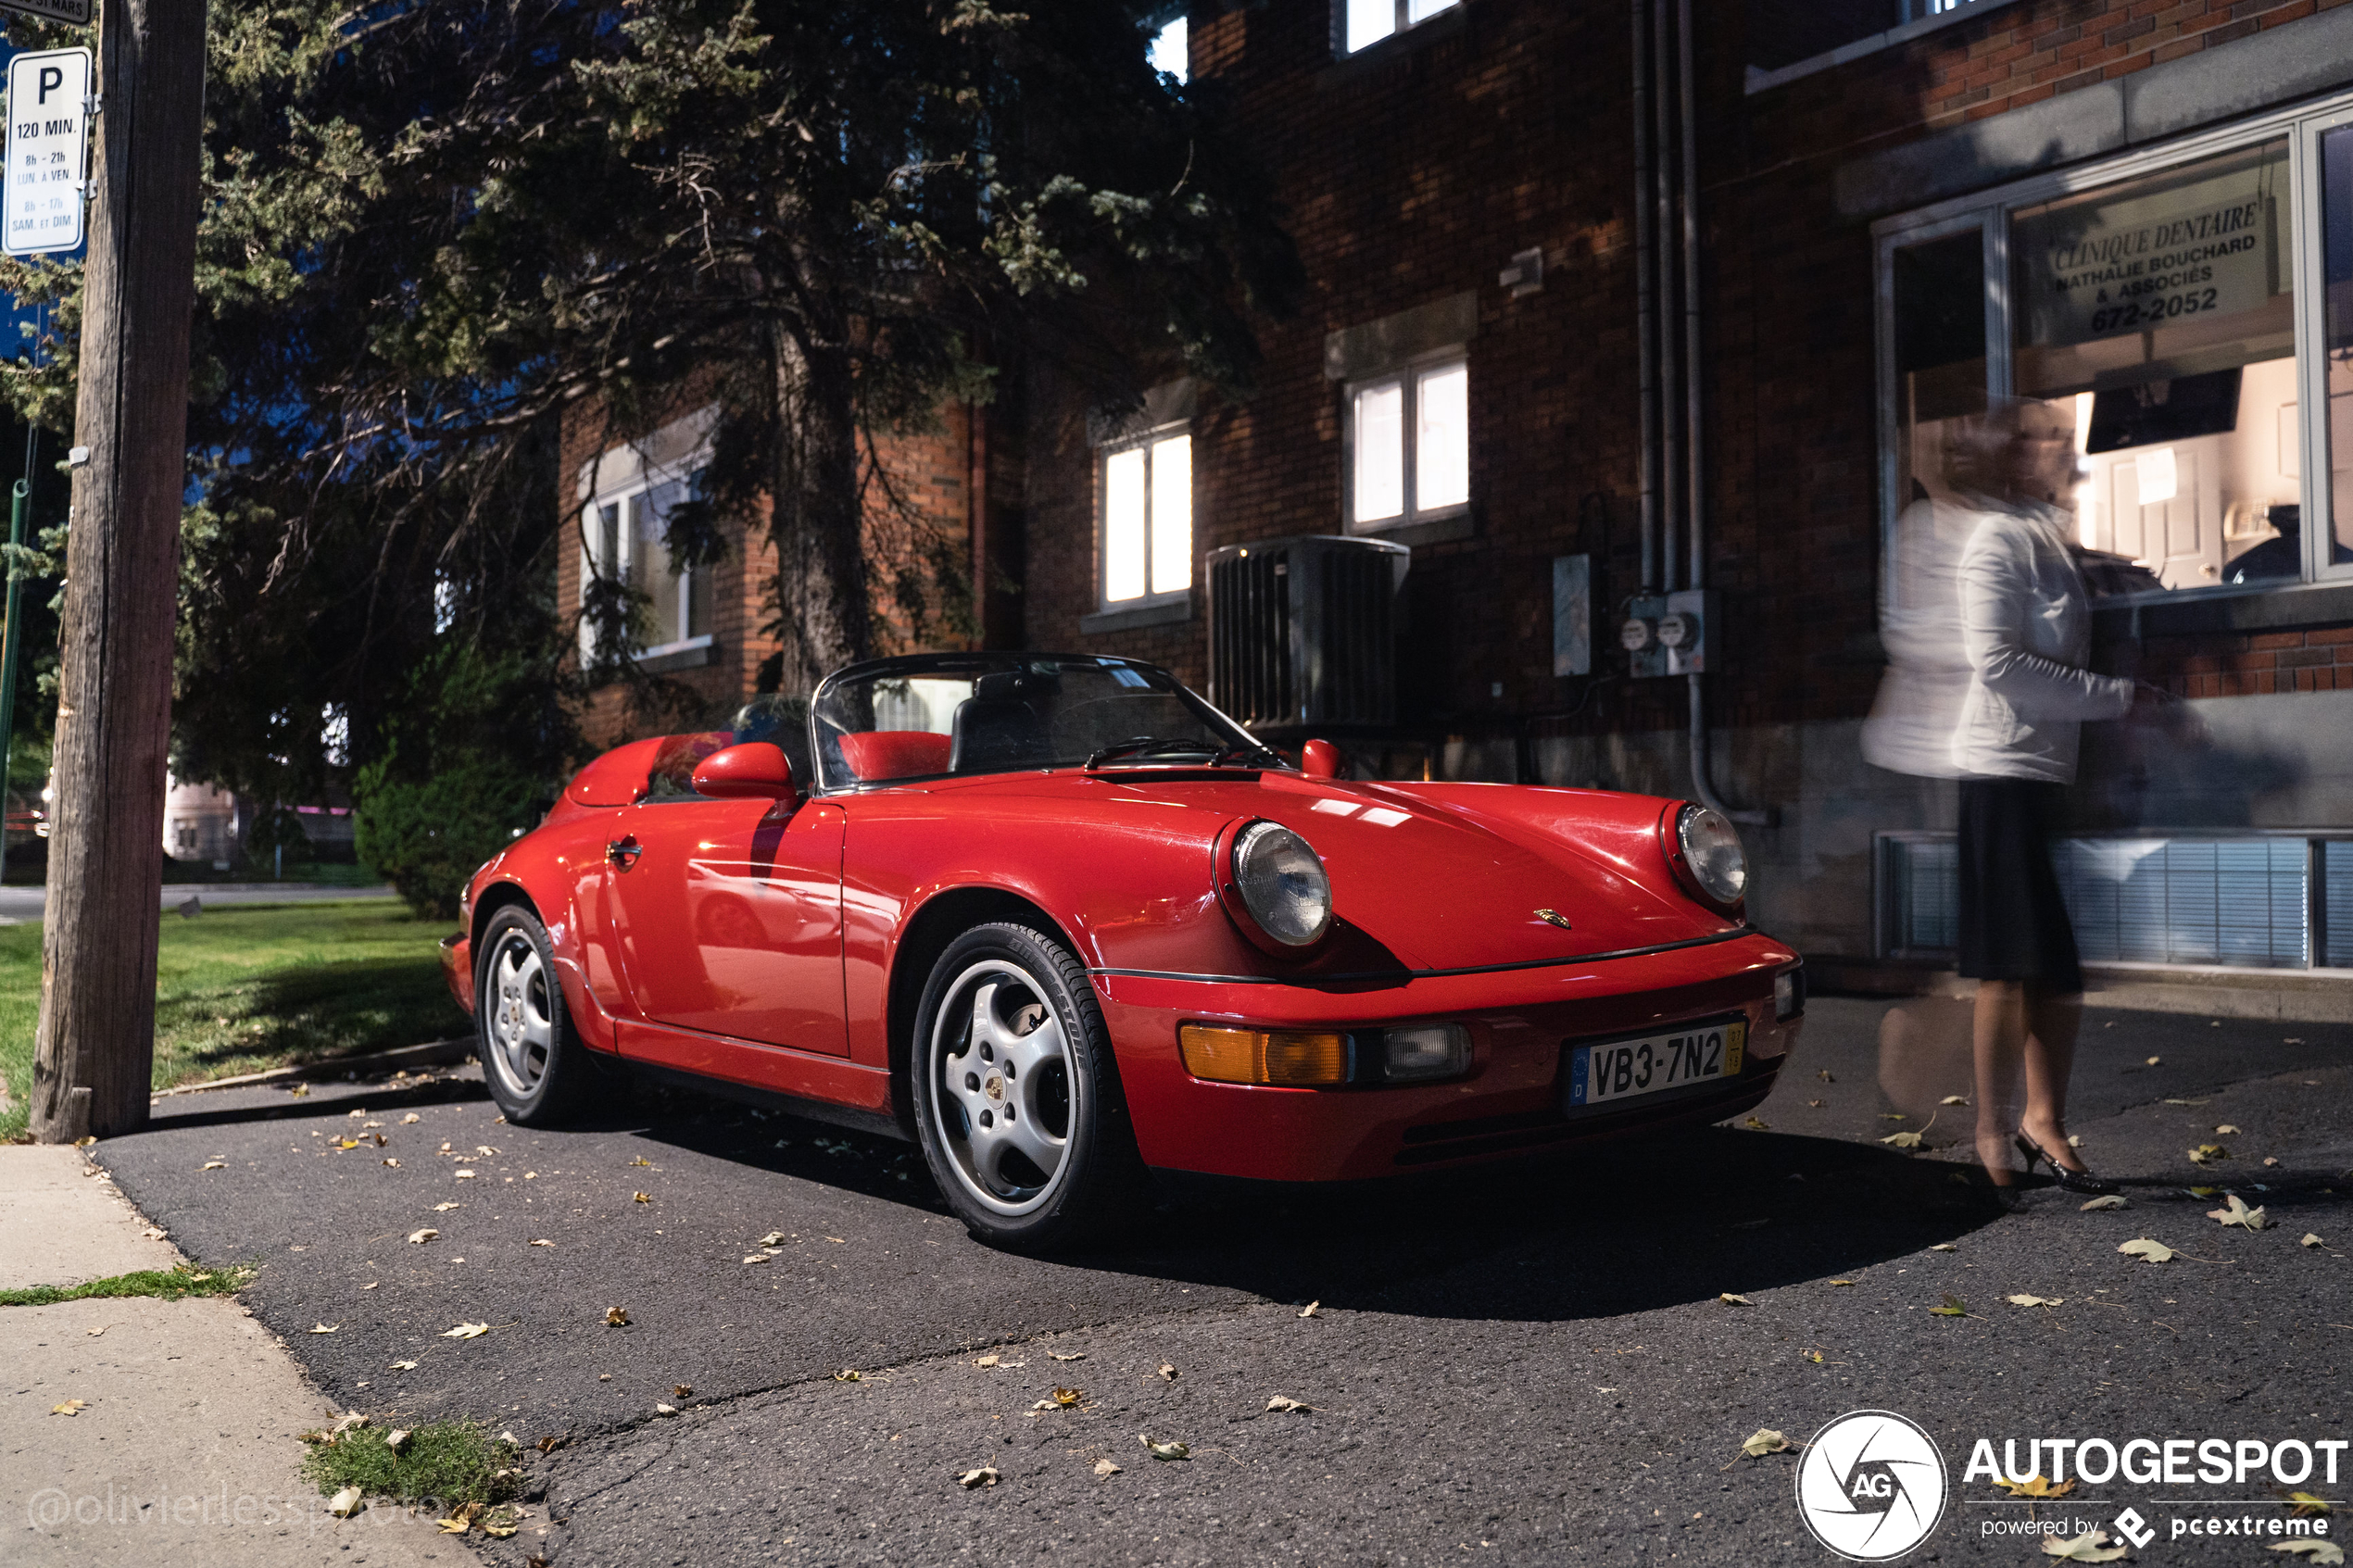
[{"left": 0, "top": 1146, "right": 459, "bottom": 1566}]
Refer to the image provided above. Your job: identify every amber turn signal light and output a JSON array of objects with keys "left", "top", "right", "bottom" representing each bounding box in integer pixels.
[{"left": 1178, "top": 1025, "right": 1348, "bottom": 1086}]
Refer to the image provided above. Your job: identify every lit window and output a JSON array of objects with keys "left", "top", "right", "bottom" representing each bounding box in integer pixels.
[
  {"left": 1101, "top": 430, "right": 1192, "bottom": 607},
  {"left": 1348, "top": 355, "right": 1470, "bottom": 531},
  {"left": 1149, "top": 14, "right": 1188, "bottom": 82},
  {"left": 583, "top": 467, "right": 713, "bottom": 659},
  {"left": 1416, "top": 362, "right": 1468, "bottom": 512},
  {"left": 1342, "top": 0, "right": 1458, "bottom": 56}
]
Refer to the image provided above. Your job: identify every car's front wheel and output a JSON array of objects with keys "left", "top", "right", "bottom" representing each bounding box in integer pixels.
[
  {"left": 474, "top": 906, "right": 602, "bottom": 1126},
  {"left": 910, "top": 922, "right": 1142, "bottom": 1251}
]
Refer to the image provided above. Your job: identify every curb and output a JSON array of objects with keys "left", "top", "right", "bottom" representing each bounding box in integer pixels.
[{"left": 150, "top": 1039, "right": 474, "bottom": 1099}]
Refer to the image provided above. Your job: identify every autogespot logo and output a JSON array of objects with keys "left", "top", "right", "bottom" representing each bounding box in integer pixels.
[{"left": 1795, "top": 1411, "right": 1950, "bottom": 1561}]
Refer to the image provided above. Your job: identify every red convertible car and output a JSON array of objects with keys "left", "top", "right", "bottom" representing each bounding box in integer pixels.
[{"left": 443, "top": 652, "right": 1804, "bottom": 1249}]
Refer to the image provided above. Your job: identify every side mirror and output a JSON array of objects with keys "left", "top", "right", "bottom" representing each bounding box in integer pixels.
[
  {"left": 1301, "top": 738, "right": 1343, "bottom": 780},
  {"left": 692, "top": 742, "right": 796, "bottom": 802}
]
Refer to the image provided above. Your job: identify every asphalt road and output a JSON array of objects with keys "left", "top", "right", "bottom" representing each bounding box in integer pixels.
[{"left": 92, "top": 997, "right": 2352, "bottom": 1566}]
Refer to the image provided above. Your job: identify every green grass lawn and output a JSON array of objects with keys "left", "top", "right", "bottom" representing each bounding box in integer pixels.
[{"left": 0, "top": 901, "right": 466, "bottom": 1140}]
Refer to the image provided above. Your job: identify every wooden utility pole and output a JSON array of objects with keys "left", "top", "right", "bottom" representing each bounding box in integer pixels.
[{"left": 28, "top": 0, "right": 208, "bottom": 1142}]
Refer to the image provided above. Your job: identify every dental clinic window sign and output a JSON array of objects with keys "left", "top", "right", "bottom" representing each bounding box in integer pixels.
[
  {"left": 5, "top": 46, "right": 91, "bottom": 257},
  {"left": 2016, "top": 153, "right": 2284, "bottom": 349}
]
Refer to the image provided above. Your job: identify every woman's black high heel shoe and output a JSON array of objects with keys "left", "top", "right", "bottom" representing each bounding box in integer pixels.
[{"left": 2014, "top": 1131, "right": 2119, "bottom": 1196}]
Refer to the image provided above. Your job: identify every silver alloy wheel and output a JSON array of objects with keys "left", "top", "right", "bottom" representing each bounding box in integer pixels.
[
  {"left": 484, "top": 930, "right": 555, "bottom": 1099},
  {"left": 927, "top": 960, "right": 1079, "bottom": 1218}
]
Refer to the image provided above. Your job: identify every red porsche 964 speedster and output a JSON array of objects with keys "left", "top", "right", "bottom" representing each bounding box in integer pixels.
[{"left": 442, "top": 652, "right": 1804, "bottom": 1249}]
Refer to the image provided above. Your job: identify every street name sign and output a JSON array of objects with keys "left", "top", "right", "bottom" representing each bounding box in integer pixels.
[
  {"left": 0, "top": 2, "right": 93, "bottom": 22},
  {"left": 4, "top": 45, "right": 89, "bottom": 256}
]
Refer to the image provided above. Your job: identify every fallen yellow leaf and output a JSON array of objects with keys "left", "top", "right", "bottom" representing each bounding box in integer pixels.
[
  {"left": 2040, "top": 1528, "right": 2123, "bottom": 1561},
  {"left": 2207, "top": 1194, "right": 2270, "bottom": 1231}
]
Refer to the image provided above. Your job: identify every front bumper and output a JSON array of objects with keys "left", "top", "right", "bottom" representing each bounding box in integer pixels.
[
  {"left": 1097, "top": 931, "right": 1801, "bottom": 1183},
  {"left": 439, "top": 932, "right": 474, "bottom": 1014}
]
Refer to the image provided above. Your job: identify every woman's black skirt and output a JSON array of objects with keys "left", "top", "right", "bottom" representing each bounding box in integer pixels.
[{"left": 1956, "top": 777, "right": 2082, "bottom": 994}]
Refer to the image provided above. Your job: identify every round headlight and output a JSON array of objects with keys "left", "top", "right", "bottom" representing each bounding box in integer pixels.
[
  {"left": 1230, "top": 822, "right": 1333, "bottom": 947},
  {"left": 1677, "top": 805, "right": 1748, "bottom": 907}
]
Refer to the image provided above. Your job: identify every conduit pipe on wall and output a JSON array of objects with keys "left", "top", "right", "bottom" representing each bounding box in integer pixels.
[
  {"left": 1651, "top": 0, "right": 1680, "bottom": 596},
  {"left": 1632, "top": 0, "right": 1769, "bottom": 825},
  {"left": 1632, "top": 0, "right": 1657, "bottom": 596}
]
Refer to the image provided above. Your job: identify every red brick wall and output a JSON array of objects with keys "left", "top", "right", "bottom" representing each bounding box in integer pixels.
[
  {"left": 557, "top": 390, "right": 978, "bottom": 751},
  {"left": 1912, "top": 0, "right": 2347, "bottom": 129},
  {"left": 2132, "top": 626, "right": 2353, "bottom": 696},
  {"left": 1025, "top": 1, "right": 1679, "bottom": 734}
]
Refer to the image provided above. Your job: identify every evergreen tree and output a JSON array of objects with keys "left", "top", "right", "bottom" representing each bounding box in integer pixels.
[{"left": 0, "top": 1, "right": 1295, "bottom": 812}]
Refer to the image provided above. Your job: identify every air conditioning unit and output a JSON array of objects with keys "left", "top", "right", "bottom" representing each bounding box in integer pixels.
[{"left": 1208, "top": 534, "right": 1408, "bottom": 729}]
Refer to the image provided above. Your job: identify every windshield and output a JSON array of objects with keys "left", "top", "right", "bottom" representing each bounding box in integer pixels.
[{"left": 809, "top": 656, "right": 1274, "bottom": 789}]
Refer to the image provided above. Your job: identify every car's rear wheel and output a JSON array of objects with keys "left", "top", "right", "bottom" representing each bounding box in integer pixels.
[
  {"left": 475, "top": 906, "right": 601, "bottom": 1126},
  {"left": 910, "top": 922, "right": 1142, "bottom": 1251}
]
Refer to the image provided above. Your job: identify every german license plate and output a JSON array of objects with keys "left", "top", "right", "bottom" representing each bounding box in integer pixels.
[{"left": 1567, "top": 1019, "right": 1745, "bottom": 1108}]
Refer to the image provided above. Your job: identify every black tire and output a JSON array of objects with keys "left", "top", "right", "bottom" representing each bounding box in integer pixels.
[
  {"left": 909, "top": 922, "right": 1144, "bottom": 1252},
  {"left": 473, "top": 906, "right": 602, "bottom": 1126}
]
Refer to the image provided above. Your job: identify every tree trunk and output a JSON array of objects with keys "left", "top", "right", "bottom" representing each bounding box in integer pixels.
[
  {"left": 30, "top": 0, "right": 209, "bottom": 1142},
  {"left": 766, "top": 318, "right": 869, "bottom": 696}
]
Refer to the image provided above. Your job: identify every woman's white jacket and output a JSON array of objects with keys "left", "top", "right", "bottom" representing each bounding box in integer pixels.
[{"left": 1952, "top": 500, "right": 2133, "bottom": 783}]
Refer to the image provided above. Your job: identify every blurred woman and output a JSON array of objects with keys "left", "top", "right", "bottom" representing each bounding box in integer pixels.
[{"left": 1947, "top": 399, "right": 2165, "bottom": 1194}]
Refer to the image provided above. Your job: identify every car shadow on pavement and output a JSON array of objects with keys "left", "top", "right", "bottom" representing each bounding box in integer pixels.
[
  {"left": 145, "top": 1060, "right": 2007, "bottom": 1328},
  {"left": 1092, "top": 1129, "right": 2007, "bottom": 1323},
  {"left": 616, "top": 1087, "right": 2007, "bottom": 1323}
]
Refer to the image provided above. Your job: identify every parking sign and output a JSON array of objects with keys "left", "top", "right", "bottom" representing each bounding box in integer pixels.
[{"left": 5, "top": 47, "right": 91, "bottom": 256}]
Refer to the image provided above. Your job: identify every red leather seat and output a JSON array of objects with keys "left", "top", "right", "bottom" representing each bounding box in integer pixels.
[{"left": 837, "top": 730, "right": 952, "bottom": 781}]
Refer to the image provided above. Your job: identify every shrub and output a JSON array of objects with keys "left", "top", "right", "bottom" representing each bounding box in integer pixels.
[{"left": 353, "top": 757, "right": 541, "bottom": 920}]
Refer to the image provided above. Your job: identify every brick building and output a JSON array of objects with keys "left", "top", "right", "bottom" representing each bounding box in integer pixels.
[
  {"left": 557, "top": 388, "right": 992, "bottom": 742},
  {"left": 574, "top": 0, "right": 2353, "bottom": 1007}
]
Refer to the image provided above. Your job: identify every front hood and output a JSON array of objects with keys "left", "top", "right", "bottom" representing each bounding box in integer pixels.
[{"left": 922, "top": 770, "right": 1730, "bottom": 972}]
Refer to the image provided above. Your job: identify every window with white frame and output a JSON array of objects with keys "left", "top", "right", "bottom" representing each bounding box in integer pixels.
[
  {"left": 1099, "top": 426, "right": 1193, "bottom": 608},
  {"left": 1879, "top": 107, "right": 2353, "bottom": 601},
  {"left": 1347, "top": 354, "right": 1469, "bottom": 532},
  {"left": 581, "top": 467, "right": 713, "bottom": 660},
  {"left": 1340, "top": 0, "right": 1458, "bottom": 56}
]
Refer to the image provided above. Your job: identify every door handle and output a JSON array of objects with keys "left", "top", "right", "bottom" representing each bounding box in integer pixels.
[{"left": 606, "top": 835, "right": 642, "bottom": 869}]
